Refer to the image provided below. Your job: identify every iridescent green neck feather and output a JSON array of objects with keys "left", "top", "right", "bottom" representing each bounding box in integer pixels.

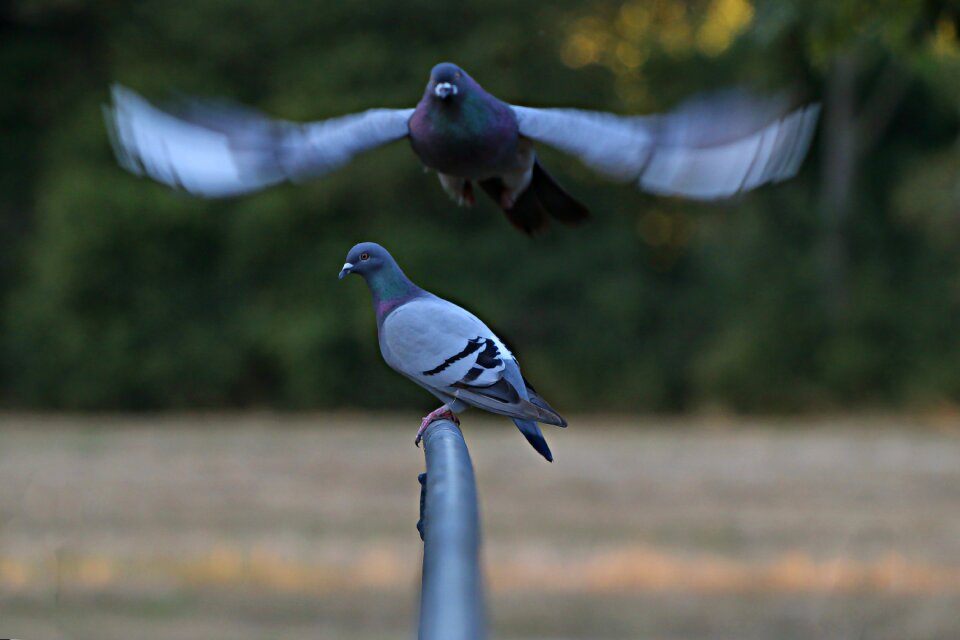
[{"left": 367, "top": 266, "right": 421, "bottom": 324}]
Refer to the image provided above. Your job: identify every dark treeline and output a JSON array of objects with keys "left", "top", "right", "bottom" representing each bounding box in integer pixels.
[{"left": 2, "top": 0, "right": 959, "bottom": 412}]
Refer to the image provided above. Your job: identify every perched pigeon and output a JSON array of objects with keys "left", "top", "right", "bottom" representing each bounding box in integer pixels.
[
  {"left": 105, "top": 62, "right": 820, "bottom": 234},
  {"left": 338, "top": 242, "right": 565, "bottom": 461}
]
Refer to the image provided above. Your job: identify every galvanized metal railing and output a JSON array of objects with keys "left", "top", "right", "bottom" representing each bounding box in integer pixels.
[{"left": 416, "top": 419, "right": 487, "bottom": 640}]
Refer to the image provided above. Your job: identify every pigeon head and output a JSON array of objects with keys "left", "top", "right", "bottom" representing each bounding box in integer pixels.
[
  {"left": 426, "top": 62, "right": 470, "bottom": 103},
  {"left": 338, "top": 242, "right": 394, "bottom": 280},
  {"left": 340, "top": 242, "right": 423, "bottom": 320}
]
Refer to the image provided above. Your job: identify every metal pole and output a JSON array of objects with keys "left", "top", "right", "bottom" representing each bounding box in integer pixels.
[{"left": 417, "top": 419, "right": 486, "bottom": 640}]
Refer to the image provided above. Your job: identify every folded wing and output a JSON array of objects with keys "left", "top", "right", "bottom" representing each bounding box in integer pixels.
[
  {"left": 104, "top": 85, "right": 414, "bottom": 197},
  {"left": 512, "top": 90, "right": 819, "bottom": 200},
  {"left": 380, "top": 298, "right": 564, "bottom": 426}
]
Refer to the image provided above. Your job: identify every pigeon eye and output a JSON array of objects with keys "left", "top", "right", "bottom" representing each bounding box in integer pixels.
[
  {"left": 359, "top": 252, "right": 370, "bottom": 261},
  {"left": 454, "top": 72, "right": 461, "bottom": 80}
]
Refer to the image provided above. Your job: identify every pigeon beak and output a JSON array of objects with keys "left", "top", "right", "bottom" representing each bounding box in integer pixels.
[
  {"left": 338, "top": 262, "right": 353, "bottom": 280},
  {"left": 434, "top": 82, "right": 458, "bottom": 100}
]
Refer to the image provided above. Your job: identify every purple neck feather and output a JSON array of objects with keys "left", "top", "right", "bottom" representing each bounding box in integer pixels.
[{"left": 367, "top": 266, "right": 422, "bottom": 327}]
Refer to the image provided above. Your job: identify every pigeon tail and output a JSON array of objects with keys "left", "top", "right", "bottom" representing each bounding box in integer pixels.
[
  {"left": 513, "top": 418, "right": 554, "bottom": 462},
  {"left": 528, "top": 161, "right": 591, "bottom": 226},
  {"left": 526, "top": 392, "right": 567, "bottom": 428},
  {"left": 480, "top": 161, "right": 590, "bottom": 235},
  {"left": 522, "top": 374, "right": 568, "bottom": 428}
]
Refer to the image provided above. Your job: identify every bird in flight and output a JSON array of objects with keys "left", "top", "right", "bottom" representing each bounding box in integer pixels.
[
  {"left": 338, "top": 242, "right": 566, "bottom": 461},
  {"left": 105, "top": 62, "right": 819, "bottom": 234}
]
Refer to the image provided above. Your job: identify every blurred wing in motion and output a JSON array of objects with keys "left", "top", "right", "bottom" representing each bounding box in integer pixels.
[
  {"left": 512, "top": 91, "right": 820, "bottom": 200},
  {"left": 104, "top": 85, "right": 414, "bottom": 197}
]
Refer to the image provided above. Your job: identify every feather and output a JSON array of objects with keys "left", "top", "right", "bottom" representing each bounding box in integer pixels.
[
  {"left": 512, "top": 91, "right": 819, "bottom": 200},
  {"left": 105, "top": 85, "right": 413, "bottom": 197}
]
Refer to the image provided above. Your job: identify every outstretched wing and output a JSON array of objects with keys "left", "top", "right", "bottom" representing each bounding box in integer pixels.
[
  {"left": 104, "top": 85, "right": 414, "bottom": 197},
  {"left": 512, "top": 90, "right": 819, "bottom": 201},
  {"left": 380, "top": 297, "right": 563, "bottom": 425}
]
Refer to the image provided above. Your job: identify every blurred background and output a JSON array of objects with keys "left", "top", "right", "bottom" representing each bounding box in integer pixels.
[{"left": 2, "top": 0, "right": 960, "bottom": 638}]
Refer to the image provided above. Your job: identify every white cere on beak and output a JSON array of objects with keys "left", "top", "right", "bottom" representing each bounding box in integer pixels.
[
  {"left": 434, "top": 82, "right": 458, "bottom": 99},
  {"left": 342, "top": 262, "right": 353, "bottom": 271}
]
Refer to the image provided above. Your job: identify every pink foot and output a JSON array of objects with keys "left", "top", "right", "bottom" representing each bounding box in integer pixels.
[
  {"left": 500, "top": 190, "right": 515, "bottom": 210},
  {"left": 460, "top": 182, "right": 476, "bottom": 207},
  {"left": 415, "top": 406, "right": 460, "bottom": 447}
]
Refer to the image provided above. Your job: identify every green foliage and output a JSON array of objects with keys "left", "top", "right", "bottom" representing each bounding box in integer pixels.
[{"left": 2, "top": 0, "right": 960, "bottom": 411}]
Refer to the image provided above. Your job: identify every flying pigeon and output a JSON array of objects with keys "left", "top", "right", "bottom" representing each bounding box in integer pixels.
[
  {"left": 338, "top": 241, "right": 565, "bottom": 461},
  {"left": 104, "top": 62, "right": 820, "bottom": 234}
]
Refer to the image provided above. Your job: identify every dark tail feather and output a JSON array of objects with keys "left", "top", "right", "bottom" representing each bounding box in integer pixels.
[
  {"left": 527, "top": 394, "right": 567, "bottom": 428},
  {"left": 529, "top": 161, "right": 590, "bottom": 226},
  {"left": 522, "top": 375, "right": 568, "bottom": 428},
  {"left": 478, "top": 176, "right": 548, "bottom": 235},
  {"left": 479, "top": 160, "right": 590, "bottom": 236},
  {"left": 513, "top": 418, "right": 554, "bottom": 462}
]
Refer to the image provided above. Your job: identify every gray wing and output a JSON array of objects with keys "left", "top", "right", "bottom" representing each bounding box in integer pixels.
[
  {"left": 104, "top": 85, "right": 414, "bottom": 197},
  {"left": 512, "top": 91, "right": 820, "bottom": 200},
  {"left": 380, "top": 298, "right": 562, "bottom": 425},
  {"left": 381, "top": 298, "right": 511, "bottom": 390}
]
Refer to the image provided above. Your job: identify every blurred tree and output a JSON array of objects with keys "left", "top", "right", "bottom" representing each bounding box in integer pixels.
[
  {"left": 557, "top": 0, "right": 960, "bottom": 409},
  {"left": 1, "top": 0, "right": 959, "bottom": 411}
]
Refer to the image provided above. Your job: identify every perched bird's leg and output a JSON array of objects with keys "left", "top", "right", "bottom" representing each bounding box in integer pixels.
[{"left": 415, "top": 405, "right": 460, "bottom": 447}]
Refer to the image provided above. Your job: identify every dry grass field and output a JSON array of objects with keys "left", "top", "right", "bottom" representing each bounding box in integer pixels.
[{"left": 1, "top": 413, "right": 959, "bottom": 639}]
